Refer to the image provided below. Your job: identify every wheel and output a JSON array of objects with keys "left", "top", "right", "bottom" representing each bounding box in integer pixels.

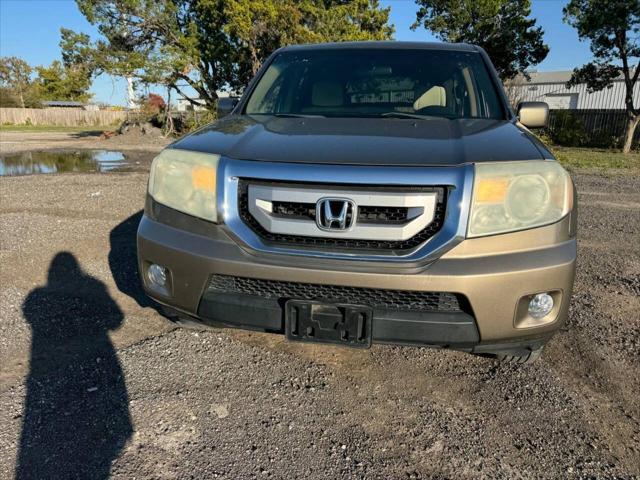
[{"left": 496, "top": 347, "right": 544, "bottom": 364}]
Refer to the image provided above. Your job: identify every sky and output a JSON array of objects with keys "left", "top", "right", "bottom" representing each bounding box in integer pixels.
[{"left": 0, "top": 0, "right": 594, "bottom": 106}]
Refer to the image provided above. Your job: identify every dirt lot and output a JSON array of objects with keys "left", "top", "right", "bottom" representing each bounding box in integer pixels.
[
  {"left": 0, "top": 128, "right": 171, "bottom": 154},
  {"left": 0, "top": 152, "right": 639, "bottom": 478}
]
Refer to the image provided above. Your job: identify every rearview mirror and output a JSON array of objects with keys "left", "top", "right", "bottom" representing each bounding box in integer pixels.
[
  {"left": 517, "top": 101, "right": 549, "bottom": 128},
  {"left": 217, "top": 97, "right": 240, "bottom": 118}
]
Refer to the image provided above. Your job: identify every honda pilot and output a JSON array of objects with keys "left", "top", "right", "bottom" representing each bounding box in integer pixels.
[{"left": 137, "top": 42, "right": 577, "bottom": 364}]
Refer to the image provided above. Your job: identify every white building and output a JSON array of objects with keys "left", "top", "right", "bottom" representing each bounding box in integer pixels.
[{"left": 509, "top": 70, "right": 640, "bottom": 110}]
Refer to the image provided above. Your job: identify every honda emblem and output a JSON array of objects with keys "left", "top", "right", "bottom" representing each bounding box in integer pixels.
[{"left": 316, "top": 198, "right": 356, "bottom": 231}]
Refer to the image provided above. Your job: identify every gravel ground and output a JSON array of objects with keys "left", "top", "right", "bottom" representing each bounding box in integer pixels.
[
  {"left": 0, "top": 162, "right": 638, "bottom": 479},
  {"left": 0, "top": 130, "right": 170, "bottom": 154}
]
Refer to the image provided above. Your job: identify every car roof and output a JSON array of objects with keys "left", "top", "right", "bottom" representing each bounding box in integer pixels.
[{"left": 279, "top": 41, "right": 479, "bottom": 53}]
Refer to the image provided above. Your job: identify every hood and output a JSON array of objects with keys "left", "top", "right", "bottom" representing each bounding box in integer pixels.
[{"left": 170, "top": 115, "right": 551, "bottom": 166}]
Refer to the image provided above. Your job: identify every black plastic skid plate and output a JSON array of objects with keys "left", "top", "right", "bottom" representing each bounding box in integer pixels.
[{"left": 285, "top": 300, "right": 373, "bottom": 348}]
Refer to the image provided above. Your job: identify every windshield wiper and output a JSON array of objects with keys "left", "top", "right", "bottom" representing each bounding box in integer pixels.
[
  {"left": 380, "top": 111, "right": 447, "bottom": 120},
  {"left": 272, "top": 113, "right": 326, "bottom": 118}
]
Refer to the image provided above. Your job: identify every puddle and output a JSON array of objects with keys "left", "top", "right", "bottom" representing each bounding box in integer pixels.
[{"left": 0, "top": 150, "right": 135, "bottom": 176}]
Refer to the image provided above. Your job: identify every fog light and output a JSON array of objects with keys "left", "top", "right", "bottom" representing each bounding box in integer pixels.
[
  {"left": 528, "top": 293, "right": 554, "bottom": 319},
  {"left": 147, "top": 264, "right": 167, "bottom": 287}
]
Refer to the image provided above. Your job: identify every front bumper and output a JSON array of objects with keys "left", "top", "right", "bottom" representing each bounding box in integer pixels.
[{"left": 137, "top": 201, "right": 577, "bottom": 355}]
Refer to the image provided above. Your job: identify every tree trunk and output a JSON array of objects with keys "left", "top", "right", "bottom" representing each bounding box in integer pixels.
[
  {"left": 163, "top": 87, "right": 174, "bottom": 138},
  {"left": 204, "top": 97, "right": 217, "bottom": 112},
  {"left": 126, "top": 77, "right": 136, "bottom": 109},
  {"left": 250, "top": 30, "right": 261, "bottom": 76},
  {"left": 623, "top": 114, "right": 639, "bottom": 154},
  {"left": 251, "top": 45, "right": 261, "bottom": 76},
  {"left": 18, "top": 85, "right": 25, "bottom": 108}
]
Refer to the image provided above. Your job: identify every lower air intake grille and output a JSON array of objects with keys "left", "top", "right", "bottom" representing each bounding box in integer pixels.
[{"left": 207, "top": 274, "right": 463, "bottom": 313}]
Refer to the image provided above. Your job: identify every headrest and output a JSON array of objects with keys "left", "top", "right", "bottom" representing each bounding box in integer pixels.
[{"left": 413, "top": 86, "right": 446, "bottom": 111}]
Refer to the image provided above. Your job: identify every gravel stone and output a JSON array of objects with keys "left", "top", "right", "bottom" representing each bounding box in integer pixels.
[{"left": 0, "top": 165, "right": 638, "bottom": 479}]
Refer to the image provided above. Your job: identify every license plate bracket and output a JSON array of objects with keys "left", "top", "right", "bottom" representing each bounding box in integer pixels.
[{"left": 285, "top": 300, "right": 373, "bottom": 348}]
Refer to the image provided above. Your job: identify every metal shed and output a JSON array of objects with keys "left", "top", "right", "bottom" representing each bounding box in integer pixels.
[{"left": 509, "top": 71, "right": 640, "bottom": 110}]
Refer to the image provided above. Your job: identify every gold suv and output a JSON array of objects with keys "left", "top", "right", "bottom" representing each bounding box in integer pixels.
[{"left": 137, "top": 42, "right": 577, "bottom": 364}]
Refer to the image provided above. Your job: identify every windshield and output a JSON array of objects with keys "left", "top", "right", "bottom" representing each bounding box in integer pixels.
[{"left": 245, "top": 48, "right": 505, "bottom": 120}]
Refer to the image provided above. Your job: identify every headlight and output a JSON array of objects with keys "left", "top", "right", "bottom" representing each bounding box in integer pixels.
[
  {"left": 468, "top": 161, "right": 572, "bottom": 237},
  {"left": 148, "top": 149, "right": 220, "bottom": 222}
]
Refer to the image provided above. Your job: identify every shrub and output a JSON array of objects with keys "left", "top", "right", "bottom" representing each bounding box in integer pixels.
[
  {"left": 547, "top": 111, "right": 588, "bottom": 147},
  {"left": 138, "top": 93, "right": 167, "bottom": 118},
  {"left": 180, "top": 110, "right": 216, "bottom": 133},
  {"left": 146, "top": 93, "right": 166, "bottom": 112}
]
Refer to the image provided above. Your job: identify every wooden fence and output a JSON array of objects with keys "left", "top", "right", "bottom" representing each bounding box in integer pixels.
[
  {"left": 545, "top": 109, "right": 639, "bottom": 148},
  {"left": 0, "top": 108, "right": 127, "bottom": 127}
]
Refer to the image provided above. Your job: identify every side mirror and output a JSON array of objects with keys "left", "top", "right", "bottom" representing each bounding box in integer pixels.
[
  {"left": 217, "top": 97, "right": 240, "bottom": 118},
  {"left": 517, "top": 101, "right": 549, "bottom": 128}
]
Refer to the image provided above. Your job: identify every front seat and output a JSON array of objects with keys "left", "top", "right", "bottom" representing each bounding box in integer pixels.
[
  {"left": 303, "top": 81, "right": 344, "bottom": 113},
  {"left": 413, "top": 85, "right": 446, "bottom": 111}
]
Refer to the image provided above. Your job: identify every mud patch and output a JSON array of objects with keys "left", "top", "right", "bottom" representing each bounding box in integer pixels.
[{"left": 0, "top": 150, "right": 137, "bottom": 176}]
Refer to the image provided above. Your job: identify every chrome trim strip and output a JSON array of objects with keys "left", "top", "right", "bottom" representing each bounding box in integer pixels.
[
  {"left": 218, "top": 158, "right": 474, "bottom": 265},
  {"left": 247, "top": 184, "right": 437, "bottom": 241}
]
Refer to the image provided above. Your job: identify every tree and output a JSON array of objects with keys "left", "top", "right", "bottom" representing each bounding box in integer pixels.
[
  {"left": 67, "top": 0, "right": 393, "bottom": 110},
  {"left": 60, "top": 23, "right": 146, "bottom": 108},
  {"left": 218, "top": 0, "right": 393, "bottom": 90},
  {"left": 0, "top": 56, "right": 34, "bottom": 107},
  {"left": 60, "top": 28, "right": 95, "bottom": 69},
  {"left": 411, "top": 0, "right": 548, "bottom": 80},
  {"left": 0, "top": 87, "right": 21, "bottom": 107},
  {"left": 564, "top": 0, "right": 640, "bottom": 153},
  {"left": 223, "top": 0, "right": 312, "bottom": 77},
  {"left": 306, "top": 0, "right": 394, "bottom": 42},
  {"left": 34, "top": 60, "right": 93, "bottom": 102}
]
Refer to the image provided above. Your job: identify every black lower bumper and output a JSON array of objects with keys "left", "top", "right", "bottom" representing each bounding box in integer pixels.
[
  {"left": 156, "top": 288, "right": 554, "bottom": 357},
  {"left": 195, "top": 290, "right": 480, "bottom": 347}
]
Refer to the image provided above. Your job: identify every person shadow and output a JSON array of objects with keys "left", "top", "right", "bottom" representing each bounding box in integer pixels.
[
  {"left": 108, "top": 210, "right": 160, "bottom": 312},
  {"left": 16, "top": 252, "right": 132, "bottom": 479}
]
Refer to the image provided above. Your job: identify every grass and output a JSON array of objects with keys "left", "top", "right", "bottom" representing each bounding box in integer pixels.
[
  {"left": 553, "top": 146, "right": 640, "bottom": 171},
  {"left": 0, "top": 124, "right": 114, "bottom": 133}
]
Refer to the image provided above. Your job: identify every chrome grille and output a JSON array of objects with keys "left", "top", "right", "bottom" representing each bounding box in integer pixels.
[
  {"left": 358, "top": 206, "right": 409, "bottom": 224},
  {"left": 272, "top": 201, "right": 315, "bottom": 220},
  {"left": 238, "top": 179, "right": 447, "bottom": 251},
  {"left": 271, "top": 202, "right": 411, "bottom": 225}
]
